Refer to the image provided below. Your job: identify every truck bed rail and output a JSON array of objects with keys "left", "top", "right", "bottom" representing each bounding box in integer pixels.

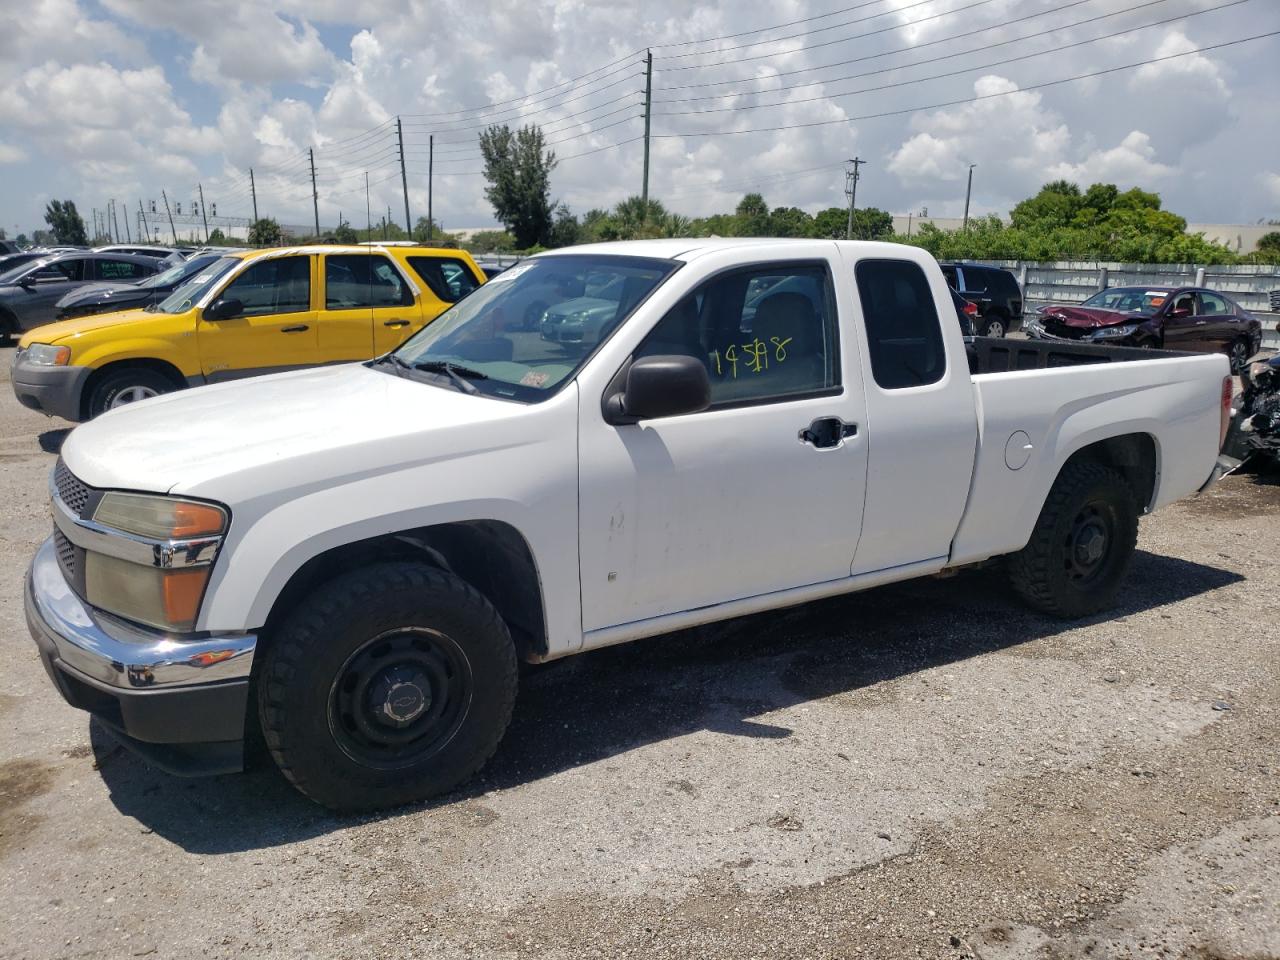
[{"left": 966, "top": 336, "right": 1191, "bottom": 376}]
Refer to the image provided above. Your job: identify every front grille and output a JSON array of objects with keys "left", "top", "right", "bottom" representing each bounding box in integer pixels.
[
  {"left": 54, "top": 459, "right": 91, "bottom": 516},
  {"left": 1042, "top": 319, "right": 1089, "bottom": 340},
  {"left": 53, "top": 527, "right": 79, "bottom": 585}
]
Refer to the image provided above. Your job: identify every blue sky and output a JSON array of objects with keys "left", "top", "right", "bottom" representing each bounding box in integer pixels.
[{"left": 1, "top": 0, "right": 1277, "bottom": 242}]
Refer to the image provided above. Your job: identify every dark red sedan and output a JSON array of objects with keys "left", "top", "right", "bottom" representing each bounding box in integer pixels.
[{"left": 1025, "top": 286, "right": 1263, "bottom": 371}]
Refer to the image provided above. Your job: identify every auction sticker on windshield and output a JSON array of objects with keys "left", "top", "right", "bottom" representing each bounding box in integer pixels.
[{"left": 485, "top": 263, "right": 535, "bottom": 284}]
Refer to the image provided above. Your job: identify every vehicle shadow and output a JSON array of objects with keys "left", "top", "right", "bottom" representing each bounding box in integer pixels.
[
  {"left": 38, "top": 428, "right": 69, "bottom": 454},
  {"left": 95, "top": 549, "right": 1243, "bottom": 853}
]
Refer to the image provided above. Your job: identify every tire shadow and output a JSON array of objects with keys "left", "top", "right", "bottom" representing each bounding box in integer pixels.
[{"left": 95, "top": 549, "right": 1243, "bottom": 853}]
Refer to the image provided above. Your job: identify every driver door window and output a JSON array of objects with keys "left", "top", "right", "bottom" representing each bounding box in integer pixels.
[{"left": 634, "top": 263, "right": 838, "bottom": 408}]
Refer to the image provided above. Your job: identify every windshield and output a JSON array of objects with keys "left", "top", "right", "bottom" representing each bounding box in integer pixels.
[
  {"left": 388, "top": 254, "right": 679, "bottom": 401},
  {"left": 1081, "top": 287, "right": 1171, "bottom": 316},
  {"left": 138, "top": 253, "right": 220, "bottom": 290},
  {"left": 153, "top": 256, "right": 240, "bottom": 313},
  {"left": 0, "top": 258, "right": 49, "bottom": 285}
]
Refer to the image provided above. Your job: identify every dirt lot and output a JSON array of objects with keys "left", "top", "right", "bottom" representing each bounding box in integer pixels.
[{"left": 0, "top": 349, "right": 1277, "bottom": 960}]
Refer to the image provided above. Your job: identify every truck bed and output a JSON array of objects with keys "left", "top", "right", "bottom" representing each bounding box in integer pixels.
[{"left": 964, "top": 336, "right": 1192, "bottom": 375}]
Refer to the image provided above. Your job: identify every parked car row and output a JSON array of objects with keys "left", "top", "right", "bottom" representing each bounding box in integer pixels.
[
  {"left": 1025, "top": 286, "right": 1263, "bottom": 372},
  {"left": 12, "top": 244, "right": 485, "bottom": 420}
]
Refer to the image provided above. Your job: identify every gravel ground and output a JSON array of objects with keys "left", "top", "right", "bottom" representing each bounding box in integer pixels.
[{"left": 0, "top": 347, "right": 1276, "bottom": 960}]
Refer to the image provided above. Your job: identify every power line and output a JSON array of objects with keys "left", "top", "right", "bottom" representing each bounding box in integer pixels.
[
  {"left": 400, "top": 52, "right": 644, "bottom": 120},
  {"left": 655, "top": 0, "right": 998, "bottom": 66},
  {"left": 654, "top": 0, "right": 1120, "bottom": 96},
  {"left": 652, "top": 30, "right": 1280, "bottom": 139},
  {"left": 653, "top": 0, "right": 1253, "bottom": 118},
  {"left": 402, "top": 92, "right": 641, "bottom": 151},
  {"left": 651, "top": 0, "right": 896, "bottom": 49}
]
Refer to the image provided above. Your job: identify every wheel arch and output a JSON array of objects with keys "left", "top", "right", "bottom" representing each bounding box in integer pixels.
[
  {"left": 81, "top": 357, "right": 187, "bottom": 418},
  {"left": 257, "top": 520, "right": 549, "bottom": 666},
  {"left": 1060, "top": 432, "right": 1158, "bottom": 513}
]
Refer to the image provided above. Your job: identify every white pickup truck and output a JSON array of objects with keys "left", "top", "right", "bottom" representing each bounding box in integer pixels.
[{"left": 25, "top": 239, "right": 1236, "bottom": 810}]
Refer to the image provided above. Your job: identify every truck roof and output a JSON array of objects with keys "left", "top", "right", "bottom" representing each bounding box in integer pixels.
[
  {"left": 538, "top": 237, "right": 925, "bottom": 262},
  {"left": 229, "top": 244, "right": 472, "bottom": 262}
]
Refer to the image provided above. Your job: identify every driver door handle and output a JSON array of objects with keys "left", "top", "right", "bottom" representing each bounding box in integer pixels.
[
  {"left": 383, "top": 319, "right": 410, "bottom": 328},
  {"left": 281, "top": 324, "right": 309, "bottom": 333},
  {"left": 799, "top": 416, "right": 857, "bottom": 450}
]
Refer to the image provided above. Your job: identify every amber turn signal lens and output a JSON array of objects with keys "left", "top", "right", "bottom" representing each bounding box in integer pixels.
[
  {"left": 162, "top": 568, "right": 210, "bottom": 631},
  {"left": 172, "top": 501, "right": 228, "bottom": 538}
]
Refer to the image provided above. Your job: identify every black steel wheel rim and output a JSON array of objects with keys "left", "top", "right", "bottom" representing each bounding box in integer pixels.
[
  {"left": 328, "top": 628, "right": 473, "bottom": 770},
  {"left": 1063, "top": 502, "right": 1114, "bottom": 584}
]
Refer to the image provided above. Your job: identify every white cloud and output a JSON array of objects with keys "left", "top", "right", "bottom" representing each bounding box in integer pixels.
[{"left": 0, "top": 143, "right": 27, "bottom": 164}]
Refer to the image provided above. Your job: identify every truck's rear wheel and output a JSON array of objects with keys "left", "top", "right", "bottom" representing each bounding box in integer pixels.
[
  {"left": 1008, "top": 461, "right": 1138, "bottom": 618},
  {"left": 258, "top": 562, "right": 517, "bottom": 811}
]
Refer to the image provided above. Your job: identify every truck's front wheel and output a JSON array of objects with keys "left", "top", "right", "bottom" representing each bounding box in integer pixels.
[
  {"left": 1008, "top": 461, "right": 1138, "bottom": 618},
  {"left": 258, "top": 562, "right": 517, "bottom": 811}
]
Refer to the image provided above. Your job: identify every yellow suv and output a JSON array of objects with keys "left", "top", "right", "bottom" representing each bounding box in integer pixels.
[{"left": 11, "top": 244, "right": 485, "bottom": 421}]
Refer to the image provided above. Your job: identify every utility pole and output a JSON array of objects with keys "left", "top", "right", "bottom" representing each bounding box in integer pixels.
[
  {"left": 122, "top": 200, "right": 131, "bottom": 242},
  {"left": 161, "top": 190, "right": 178, "bottom": 244},
  {"left": 110, "top": 200, "right": 121, "bottom": 243},
  {"left": 138, "top": 199, "right": 149, "bottom": 242},
  {"left": 92, "top": 208, "right": 98, "bottom": 243},
  {"left": 962, "top": 163, "right": 976, "bottom": 230},
  {"left": 641, "top": 49, "right": 653, "bottom": 220},
  {"left": 197, "top": 183, "right": 209, "bottom": 242},
  {"left": 365, "top": 171, "right": 372, "bottom": 240},
  {"left": 844, "top": 157, "right": 865, "bottom": 240},
  {"left": 249, "top": 167, "right": 259, "bottom": 223},
  {"left": 427, "top": 134, "right": 434, "bottom": 241},
  {"left": 396, "top": 116, "right": 412, "bottom": 236},
  {"left": 385, "top": 205, "right": 391, "bottom": 241},
  {"left": 309, "top": 147, "right": 320, "bottom": 237}
]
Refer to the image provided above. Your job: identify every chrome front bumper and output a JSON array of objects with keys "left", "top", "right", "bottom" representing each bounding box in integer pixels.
[{"left": 25, "top": 536, "right": 256, "bottom": 774}]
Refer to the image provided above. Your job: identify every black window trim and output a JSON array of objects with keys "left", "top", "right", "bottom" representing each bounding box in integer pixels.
[
  {"left": 603, "top": 257, "right": 845, "bottom": 421},
  {"left": 216, "top": 252, "right": 313, "bottom": 317},
  {"left": 322, "top": 251, "right": 415, "bottom": 310},
  {"left": 404, "top": 253, "right": 484, "bottom": 304},
  {"left": 854, "top": 256, "right": 949, "bottom": 391}
]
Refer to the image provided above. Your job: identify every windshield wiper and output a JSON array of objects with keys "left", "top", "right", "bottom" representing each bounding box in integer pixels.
[{"left": 412, "top": 360, "right": 488, "bottom": 395}]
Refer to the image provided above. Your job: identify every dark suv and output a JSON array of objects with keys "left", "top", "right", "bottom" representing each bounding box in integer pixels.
[{"left": 939, "top": 262, "right": 1023, "bottom": 338}]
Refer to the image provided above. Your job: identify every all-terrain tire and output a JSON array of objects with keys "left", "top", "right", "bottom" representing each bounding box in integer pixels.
[
  {"left": 257, "top": 562, "right": 518, "bottom": 812},
  {"left": 1008, "top": 460, "right": 1138, "bottom": 619}
]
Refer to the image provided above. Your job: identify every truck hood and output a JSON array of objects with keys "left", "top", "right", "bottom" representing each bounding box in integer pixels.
[
  {"left": 1040, "top": 305, "right": 1138, "bottom": 328},
  {"left": 28, "top": 308, "right": 158, "bottom": 344},
  {"left": 60, "top": 363, "right": 533, "bottom": 496}
]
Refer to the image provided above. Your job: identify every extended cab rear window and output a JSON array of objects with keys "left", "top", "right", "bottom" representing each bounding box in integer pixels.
[
  {"left": 406, "top": 256, "right": 481, "bottom": 303},
  {"left": 855, "top": 259, "right": 946, "bottom": 390}
]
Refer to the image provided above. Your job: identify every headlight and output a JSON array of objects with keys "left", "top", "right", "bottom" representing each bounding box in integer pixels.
[
  {"left": 93, "top": 491, "right": 227, "bottom": 540},
  {"left": 23, "top": 343, "right": 71, "bottom": 366},
  {"left": 84, "top": 493, "right": 228, "bottom": 632},
  {"left": 1244, "top": 359, "right": 1270, "bottom": 385},
  {"left": 1090, "top": 324, "right": 1138, "bottom": 340}
]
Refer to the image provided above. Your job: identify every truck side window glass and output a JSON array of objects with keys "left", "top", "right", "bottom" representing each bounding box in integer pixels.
[
  {"left": 325, "top": 255, "right": 413, "bottom": 309},
  {"left": 855, "top": 259, "right": 946, "bottom": 389},
  {"left": 636, "top": 263, "right": 839, "bottom": 406},
  {"left": 220, "top": 256, "right": 311, "bottom": 317},
  {"left": 406, "top": 256, "right": 480, "bottom": 303},
  {"left": 98, "top": 259, "right": 145, "bottom": 281}
]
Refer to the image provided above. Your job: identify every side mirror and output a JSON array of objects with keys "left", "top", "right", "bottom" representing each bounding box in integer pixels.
[
  {"left": 19, "top": 274, "right": 38, "bottom": 288},
  {"left": 606, "top": 355, "right": 711, "bottom": 424},
  {"left": 203, "top": 297, "right": 243, "bottom": 321},
  {"left": 1168, "top": 306, "right": 1191, "bottom": 320}
]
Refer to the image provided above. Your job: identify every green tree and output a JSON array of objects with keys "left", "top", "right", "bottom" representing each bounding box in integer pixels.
[
  {"left": 613, "top": 195, "right": 668, "bottom": 238},
  {"left": 849, "top": 207, "right": 894, "bottom": 240},
  {"left": 1010, "top": 181, "right": 1082, "bottom": 230},
  {"left": 247, "top": 217, "right": 284, "bottom": 246},
  {"left": 479, "top": 124, "right": 558, "bottom": 248},
  {"left": 43, "top": 200, "right": 88, "bottom": 245},
  {"left": 811, "top": 207, "right": 848, "bottom": 239},
  {"left": 330, "top": 221, "right": 357, "bottom": 243},
  {"left": 466, "top": 230, "right": 516, "bottom": 253},
  {"left": 207, "top": 227, "right": 227, "bottom": 243},
  {"left": 549, "top": 205, "right": 582, "bottom": 248},
  {"left": 735, "top": 193, "right": 770, "bottom": 235},
  {"left": 768, "top": 206, "right": 812, "bottom": 237},
  {"left": 16, "top": 233, "right": 28, "bottom": 246},
  {"left": 1257, "top": 231, "right": 1280, "bottom": 255}
]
